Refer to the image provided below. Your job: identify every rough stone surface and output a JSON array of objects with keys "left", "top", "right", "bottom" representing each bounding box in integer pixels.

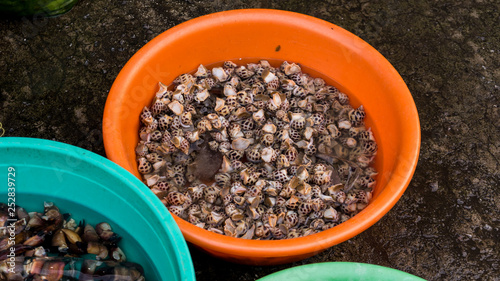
[{"left": 0, "top": 0, "right": 498, "bottom": 280}]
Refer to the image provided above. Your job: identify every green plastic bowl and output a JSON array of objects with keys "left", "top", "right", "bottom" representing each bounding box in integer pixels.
[
  {"left": 258, "top": 262, "right": 426, "bottom": 281},
  {"left": 0, "top": 137, "right": 195, "bottom": 281},
  {"left": 0, "top": 0, "right": 78, "bottom": 17}
]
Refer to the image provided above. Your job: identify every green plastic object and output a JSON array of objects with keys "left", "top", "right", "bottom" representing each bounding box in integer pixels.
[
  {"left": 258, "top": 262, "right": 426, "bottom": 281},
  {"left": 0, "top": 0, "right": 78, "bottom": 17},
  {"left": 0, "top": 137, "right": 195, "bottom": 281}
]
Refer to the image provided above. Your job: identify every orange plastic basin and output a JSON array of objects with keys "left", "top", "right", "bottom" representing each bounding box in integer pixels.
[{"left": 103, "top": 9, "right": 420, "bottom": 265}]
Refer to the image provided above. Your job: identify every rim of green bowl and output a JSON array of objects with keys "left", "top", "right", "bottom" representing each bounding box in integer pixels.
[{"left": 257, "top": 262, "right": 427, "bottom": 281}]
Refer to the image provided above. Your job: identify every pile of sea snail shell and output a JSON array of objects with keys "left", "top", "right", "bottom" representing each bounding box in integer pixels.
[
  {"left": 136, "top": 60, "right": 378, "bottom": 240},
  {"left": 0, "top": 202, "right": 145, "bottom": 280}
]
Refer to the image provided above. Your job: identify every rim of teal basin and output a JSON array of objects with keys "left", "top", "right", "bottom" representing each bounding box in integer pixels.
[
  {"left": 257, "top": 262, "right": 426, "bottom": 281},
  {"left": 0, "top": 137, "right": 195, "bottom": 281}
]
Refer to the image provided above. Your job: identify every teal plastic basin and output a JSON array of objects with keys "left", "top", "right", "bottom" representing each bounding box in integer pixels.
[
  {"left": 258, "top": 262, "right": 426, "bottom": 281},
  {"left": 0, "top": 137, "right": 195, "bottom": 281}
]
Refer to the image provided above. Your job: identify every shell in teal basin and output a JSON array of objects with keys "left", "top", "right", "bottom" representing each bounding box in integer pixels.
[
  {"left": 0, "top": 137, "right": 195, "bottom": 281},
  {"left": 258, "top": 262, "right": 426, "bottom": 281}
]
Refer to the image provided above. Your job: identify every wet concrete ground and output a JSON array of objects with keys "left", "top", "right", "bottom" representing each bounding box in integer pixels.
[{"left": 0, "top": 0, "right": 498, "bottom": 280}]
